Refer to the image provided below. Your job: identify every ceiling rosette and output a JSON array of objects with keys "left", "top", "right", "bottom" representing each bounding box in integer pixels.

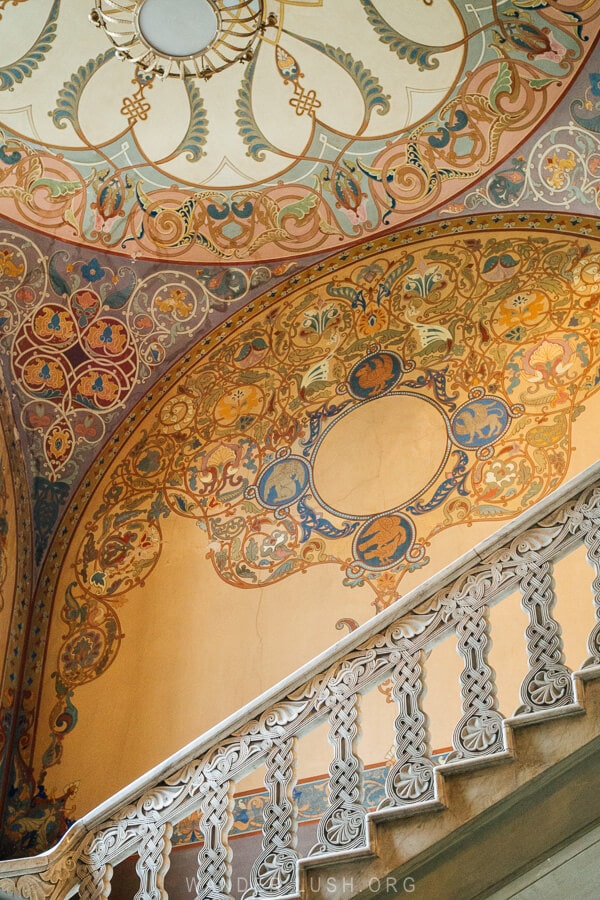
[{"left": 0, "top": 0, "right": 598, "bottom": 261}]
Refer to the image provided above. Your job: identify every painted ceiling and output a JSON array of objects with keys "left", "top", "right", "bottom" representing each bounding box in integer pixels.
[
  {"left": 1, "top": 0, "right": 600, "bottom": 860},
  {"left": 0, "top": 0, "right": 597, "bottom": 263}
]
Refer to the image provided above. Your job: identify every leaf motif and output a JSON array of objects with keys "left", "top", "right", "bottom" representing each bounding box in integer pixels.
[
  {"left": 102, "top": 270, "right": 136, "bottom": 310},
  {"left": 530, "top": 77, "right": 559, "bottom": 90},
  {"left": 287, "top": 32, "right": 390, "bottom": 118},
  {"left": 0, "top": 185, "right": 31, "bottom": 204},
  {"left": 277, "top": 192, "right": 318, "bottom": 227},
  {"left": 359, "top": 0, "right": 444, "bottom": 71},
  {"left": 48, "top": 251, "right": 71, "bottom": 298},
  {"left": 0, "top": 0, "right": 60, "bottom": 91},
  {"left": 30, "top": 177, "right": 86, "bottom": 199},
  {"left": 489, "top": 62, "right": 512, "bottom": 114},
  {"left": 173, "top": 79, "right": 208, "bottom": 162},
  {"left": 236, "top": 46, "right": 280, "bottom": 161},
  {"left": 380, "top": 255, "right": 414, "bottom": 296},
  {"left": 319, "top": 219, "right": 343, "bottom": 235},
  {"left": 52, "top": 49, "right": 116, "bottom": 131}
]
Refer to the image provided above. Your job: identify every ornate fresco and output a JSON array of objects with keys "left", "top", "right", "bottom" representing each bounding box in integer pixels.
[
  {"left": 0, "top": 223, "right": 296, "bottom": 565},
  {"left": 1, "top": 213, "right": 598, "bottom": 854},
  {"left": 0, "top": 1, "right": 598, "bottom": 261},
  {"left": 2, "top": 0, "right": 600, "bottom": 868},
  {"left": 437, "top": 63, "right": 600, "bottom": 218}
]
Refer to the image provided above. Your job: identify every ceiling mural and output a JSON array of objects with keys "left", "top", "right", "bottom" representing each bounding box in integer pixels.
[
  {"left": 0, "top": 386, "right": 34, "bottom": 857},
  {"left": 0, "top": 1, "right": 598, "bottom": 262},
  {"left": 12, "top": 214, "right": 600, "bottom": 845},
  {"left": 435, "top": 62, "right": 600, "bottom": 217}
]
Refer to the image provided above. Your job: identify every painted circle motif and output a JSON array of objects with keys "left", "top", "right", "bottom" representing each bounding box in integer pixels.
[
  {"left": 257, "top": 456, "right": 310, "bottom": 509},
  {"left": 312, "top": 392, "right": 450, "bottom": 518},
  {"left": 347, "top": 351, "right": 403, "bottom": 400},
  {"left": 59, "top": 627, "right": 108, "bottom": 685},
  {"left": 159, "top": 394, "right": 196, "bottom": 433},
  {"left": 137, "top": 0, "right": 219, "bottom": 58},
  {"left": 353, "top": 513, "right": 415, "bottom": 571},
  {"left": 451, "top": 396, "right": 510, "bottom": 449}
]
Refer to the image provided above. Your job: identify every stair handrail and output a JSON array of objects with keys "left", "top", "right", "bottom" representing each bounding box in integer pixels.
[{"left": 2, "top": 459, "right": 600, "bottom": 899}]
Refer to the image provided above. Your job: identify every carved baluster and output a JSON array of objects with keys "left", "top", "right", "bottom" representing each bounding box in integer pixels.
[
  {"left": 77, "top": 831, "right": 113, "bottom": 900},
  {"left": 195, "top": 778, "right": 234, "bottom": 900},
  {"left": 77, "top": 860, "right": 113, "bottom": 900},
  {"left": 313, "top": 689, "right": 366, "bottom": 854},
  {"left": 381, "top": 645, "right": 434, "bottom": 807},
  {"left": 134, "top": 821, "right": 173, "bottom": 900},
  {"left": 583, "top": 521, "right": 600, "bottom": 667},
  {"left": 449, "top": 603, "right": 505, "bottom": 759},
  {"left": 516, "top": 557, "right": 573, "bottom": 713},
  {"left": 248, "top": 735, "right": 298, "bottom": 898}
]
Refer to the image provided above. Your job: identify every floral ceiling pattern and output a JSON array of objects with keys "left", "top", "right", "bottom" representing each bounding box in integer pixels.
[{"left": 3, "top": 211, "right": 600, "bottom": 854}]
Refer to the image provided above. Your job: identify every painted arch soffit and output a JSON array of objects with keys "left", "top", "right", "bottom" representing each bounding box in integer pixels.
[
  {"left": 33, "top": 211, "right": 600, "bottom": 775},
  {"left": 0, "top": 1, "right": 598, "bottom": 263},
  {"left": 0, "top": 218, "right": 301, "bottom": 571}
]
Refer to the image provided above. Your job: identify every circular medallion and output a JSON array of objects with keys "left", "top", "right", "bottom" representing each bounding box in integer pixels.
[
  {"left": 257, "top": 456, "right": 310, "bottom": 509},
  {"left": 451, "top": 396, "right": 510, "bottom": 449},
  {"left": 347, "top": 352, "right": 403, "bottom": 400},
  {"left": 353, "top": 513, "right": 415, "bottom": 571},
  {"left": 92, "top": 0, "right": 264, "bottom": 78},
  {"left": 138, "top": 0, "right": 219, "bottom": 58},
  {"left": 313, "top": 393, "right": 450, "bottom": 518}
]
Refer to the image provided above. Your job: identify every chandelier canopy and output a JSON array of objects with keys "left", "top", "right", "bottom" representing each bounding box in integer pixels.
[{"left": 90, "top": 0, "right": 270, "bottom": 79}]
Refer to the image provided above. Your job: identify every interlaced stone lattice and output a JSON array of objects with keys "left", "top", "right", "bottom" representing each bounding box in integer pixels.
[
  {"left": 248, "top": 736, "right": 298, "bottom": 898},
  {"left": 516, "top": 558, "right": 574, "bottom": 713},
  {"left": 4, "top": 470, "right": 600, "bottom": 899},
  {"left": 314, "top": 690, "right": 366, "bottom": 853},
  {"left": 382, "top": 646, "right": 435, "bottom": 806},
  {"left": 134, "top": 821, "right": 173, "bottom": 900},
  {"left": 195, "top": 779, "right": 234, "bottom": 900},
  {"left": 583, "top": 521, "right": 600, "bottom": 667},
  {"left": 450, "top": 604, "right": 505, "bottom": 759},
  {"left": 77, "top": 859, "right": 112, "bottom": 900}
]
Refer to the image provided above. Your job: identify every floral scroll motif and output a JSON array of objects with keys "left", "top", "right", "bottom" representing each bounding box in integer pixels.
[{"left": 38, "top": 221, "right": 600, "bottom": 781}]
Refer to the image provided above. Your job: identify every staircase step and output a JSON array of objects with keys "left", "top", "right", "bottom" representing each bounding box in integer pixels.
[{"left": 297, "top": 672, "right": 600, "bottom": 900}]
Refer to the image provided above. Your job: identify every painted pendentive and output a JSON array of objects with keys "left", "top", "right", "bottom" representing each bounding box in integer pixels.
[{"left": 0, "top": 223, "right": 295, "bottom": 566}]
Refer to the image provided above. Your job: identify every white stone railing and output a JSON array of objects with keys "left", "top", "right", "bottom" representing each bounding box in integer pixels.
[{"left": 3, "top": 462, "right": 600, "bottom": 899}]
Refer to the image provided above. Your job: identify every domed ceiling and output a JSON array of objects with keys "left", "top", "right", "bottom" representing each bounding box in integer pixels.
[
  {"left": 0, "top": 0, "right": 597, "bottom": 262},
  {"left": 1, "top": 0, "right": 600, "bottom": 859}
]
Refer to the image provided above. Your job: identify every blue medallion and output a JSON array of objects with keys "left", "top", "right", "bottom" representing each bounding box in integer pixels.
[
  {"left": 353, "top": 512, "right": 414, "bottom": 570},
  {"left": 348, "top": 352, "right": 402, "bottom": 400},
  {"left": 257, "top": 456, "right": 310, "bottom": 508},
  {"left": 451, "top": 396, "right": 510, "bottom": 449}
]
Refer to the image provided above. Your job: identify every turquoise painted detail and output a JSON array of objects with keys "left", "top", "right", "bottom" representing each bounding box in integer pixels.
[
  {"left": 0, "top": 0, "right": 61, "bottom": 92},
  {"left": 52, "top": 49, "right": 116, "bottom": 131},
  {"left": 175, "top": 79, "right": 209, "bottom": 162},
  {"left": 359, "top": 0, "right": 446, "bottom": 71},
  {"left": 288, "top": 32, "right": 390, "bottom": 119},
  {"left": 236, "top": 46, "right": 280, "bottom": 161}
]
